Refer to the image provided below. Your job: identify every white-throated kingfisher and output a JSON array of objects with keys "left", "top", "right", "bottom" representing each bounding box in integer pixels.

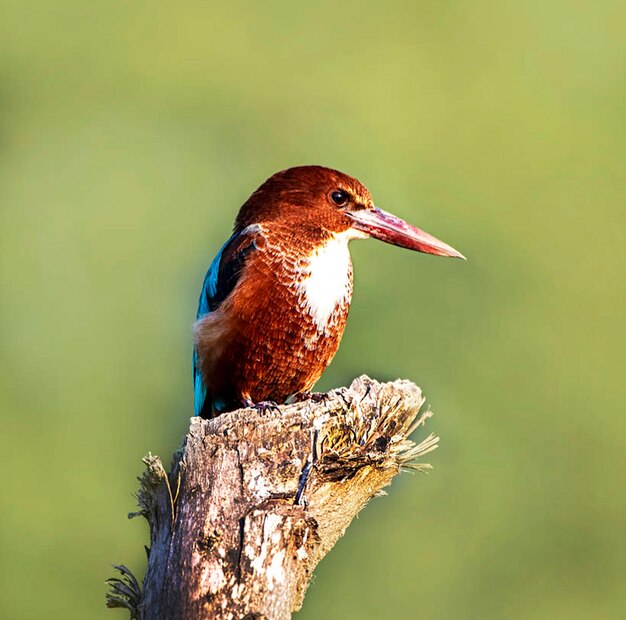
[{"left": 193, "top": 166, "right": 464, "bottom": 418}]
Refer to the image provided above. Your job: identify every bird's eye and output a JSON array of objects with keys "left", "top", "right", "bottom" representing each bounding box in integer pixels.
[{"left": 330, "top": 190, "right": 349, "bottom": 207}]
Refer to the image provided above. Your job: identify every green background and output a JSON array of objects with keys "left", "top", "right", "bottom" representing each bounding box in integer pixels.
[{"left": 1, "top": 1, "right": 625, "bottom": 618}]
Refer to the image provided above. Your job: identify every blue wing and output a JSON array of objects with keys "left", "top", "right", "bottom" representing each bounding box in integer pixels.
[{"left": 193, "top": 226, "right": 261, "bottom": 416}]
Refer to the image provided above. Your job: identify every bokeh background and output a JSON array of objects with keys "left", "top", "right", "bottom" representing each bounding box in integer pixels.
[{"left": 1, "top": 1, "right": 625, "bottom": 618}]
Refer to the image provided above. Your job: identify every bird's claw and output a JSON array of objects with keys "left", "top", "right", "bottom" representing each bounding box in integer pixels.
[
  {"left": 243, "top": 399, "right": 282, "bottom": 414},
  {"left": 292, "top": 391, "right": 328, "bottom": 404}
]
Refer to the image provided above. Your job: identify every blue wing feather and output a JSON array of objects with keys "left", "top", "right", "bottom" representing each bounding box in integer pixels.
[
  {"left": 193, "top": 236, "right": 233, "bottom": 416},
  {"left": 192, "top": 349, "right": 207, "bottom": 416},
  {"left": 193, "top": 229, "right": 259, "bottom": 416},
  {"left": 197, "top": 238, "right": 229, "bottom": 318}
]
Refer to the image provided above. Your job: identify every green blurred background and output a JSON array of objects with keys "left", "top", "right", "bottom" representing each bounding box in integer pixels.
[{"left": 1, "top": 1, "right": 625, "bottom": 618}]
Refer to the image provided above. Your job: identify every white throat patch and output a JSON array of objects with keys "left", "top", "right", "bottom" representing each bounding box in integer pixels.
[{"left": 298, "top": 233, "right": 353, "bottom": 331}]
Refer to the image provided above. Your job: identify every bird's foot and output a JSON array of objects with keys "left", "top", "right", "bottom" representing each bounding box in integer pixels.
[
  {"left": 242, "top": 397, "right": 282, "bottom": 414},
  {"left": 291, "top": 391, "right": 329, "bottom": 404}
]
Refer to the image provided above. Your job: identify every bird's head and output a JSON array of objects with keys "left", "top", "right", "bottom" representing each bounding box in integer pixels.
[{"left": 235, "top": 165, "right": 465, "bottom": 259}]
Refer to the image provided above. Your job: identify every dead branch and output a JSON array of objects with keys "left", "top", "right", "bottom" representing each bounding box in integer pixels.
[{"left": 107, "top": 375, "right": 438, "bottom": 620}]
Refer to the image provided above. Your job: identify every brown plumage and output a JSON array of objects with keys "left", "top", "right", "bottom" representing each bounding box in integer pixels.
[{"left": 193, "top": 166, "right": 464, "bottom": 417}]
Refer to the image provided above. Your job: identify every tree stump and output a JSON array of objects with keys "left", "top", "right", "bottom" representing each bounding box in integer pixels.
[{"left": 107, "top": 375, "right": 438, "bottom": 619}]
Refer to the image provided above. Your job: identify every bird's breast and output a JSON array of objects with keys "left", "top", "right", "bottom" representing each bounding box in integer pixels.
[
  {"left": 195, "top": 230, "right": 355, "bottom": 406},
  {"left": 292, "top": 233, "right": 353, "bottom": 337}
]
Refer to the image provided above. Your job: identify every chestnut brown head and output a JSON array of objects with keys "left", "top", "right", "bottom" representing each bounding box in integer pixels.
[{"left": 236, "top": 165, "right": 465, "bottom": 258}]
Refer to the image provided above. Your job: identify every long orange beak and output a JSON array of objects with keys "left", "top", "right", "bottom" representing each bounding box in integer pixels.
[{"left": 347, "top": 207, "right": 465, "bottom": 259}]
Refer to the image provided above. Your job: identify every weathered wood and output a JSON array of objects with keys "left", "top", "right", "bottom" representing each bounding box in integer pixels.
[{"left": 107, "top": 375, "right": 438, "bottom": 620}]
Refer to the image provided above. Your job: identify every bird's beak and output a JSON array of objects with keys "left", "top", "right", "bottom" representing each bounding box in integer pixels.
[{"left": 346, "top": 207, "right": 466, "bottom": 259}]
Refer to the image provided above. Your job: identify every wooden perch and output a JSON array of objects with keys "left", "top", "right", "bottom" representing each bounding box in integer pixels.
[{"left": 107, "top": 375, "right": 438, "bottom": 620}]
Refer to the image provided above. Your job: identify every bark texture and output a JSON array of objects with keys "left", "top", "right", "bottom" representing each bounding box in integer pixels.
[{"left": 107, "top": 375, "right": 438, "bottom": 620}]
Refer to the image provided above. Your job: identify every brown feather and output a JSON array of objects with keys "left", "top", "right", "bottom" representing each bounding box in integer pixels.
[
  {"left": 194, "top": 221, "right": 352, "bottom": 410},
  {"left": 195, "top": 166, "right": 378, "bottom": 415}
]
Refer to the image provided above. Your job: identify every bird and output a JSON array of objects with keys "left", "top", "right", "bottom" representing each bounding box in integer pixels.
[{"left": 193, "top": 165, "right": 464, "bottom": 418}]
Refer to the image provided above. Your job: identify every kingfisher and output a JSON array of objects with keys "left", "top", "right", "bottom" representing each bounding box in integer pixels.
[{"left": 193, "top": 165, "right": 464, "bottom": 418}]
